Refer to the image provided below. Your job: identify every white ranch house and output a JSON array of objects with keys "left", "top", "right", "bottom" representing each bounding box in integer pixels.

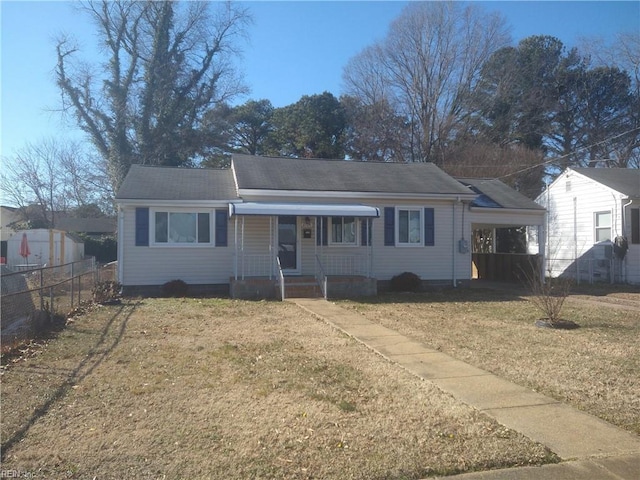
[
  {"left": 115, "top": 155, "right": 546, "bottom": 299},
  {"left": 536, "top": 167, "right": 640, "bottom": 285}
]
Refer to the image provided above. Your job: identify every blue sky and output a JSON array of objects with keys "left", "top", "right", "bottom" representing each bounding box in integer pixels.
[{"left": 1, "top": 1, "right": 638, "bottom": 158}]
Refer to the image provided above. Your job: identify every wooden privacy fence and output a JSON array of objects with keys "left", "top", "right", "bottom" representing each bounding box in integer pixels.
[{"left": 472, "top": 253, "right": 541, "bottom": 283}]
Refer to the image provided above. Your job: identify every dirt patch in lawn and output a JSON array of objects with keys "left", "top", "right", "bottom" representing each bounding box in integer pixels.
[
  {"left": 340, "top": 287, "right": 640, "bottom": 436},
  {"left": 1, "top": 298, "right": 557, "bottom": 479}
]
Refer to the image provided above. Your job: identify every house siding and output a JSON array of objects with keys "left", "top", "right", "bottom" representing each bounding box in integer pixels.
[
  {"left": 368, "top": 199, "right": 470, "bottom": 282},
  {"left": 538, "top": 170, "right": 639, "bottom": 284},
  {"left": 228, "top": 196, "right": 472, "bottom": 284},
  {"left": 120, "top": 206, "right": 232, "bottom": 286}
]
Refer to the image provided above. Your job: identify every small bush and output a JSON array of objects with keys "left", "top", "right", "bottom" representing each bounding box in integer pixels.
[
  {"left": 162, "top": 279, "right": 189, "bottom": 297},
  {"left": 92, "top": 280, "right": 122, "bottom": 304},
  {"left": 390, "top": 272, "right": 422, "bottom": 292}
]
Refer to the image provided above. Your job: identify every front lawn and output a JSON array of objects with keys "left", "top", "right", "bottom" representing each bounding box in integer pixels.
[
  {"left": 340, "top": 286, "right": 640, "bottom": 436},
  {"left": 1, "top": 298, "right": 557, "bottom": 479}
]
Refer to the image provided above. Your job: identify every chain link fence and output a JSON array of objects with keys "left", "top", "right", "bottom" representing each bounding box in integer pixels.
[
  {"left": 1, "top": 258, "right": 117, "bottom": 343},
  {"left": 546, "top": 257, "right": 616, "bottom": 285}
]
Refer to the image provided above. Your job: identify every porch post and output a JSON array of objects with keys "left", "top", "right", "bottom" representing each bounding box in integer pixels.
[
  {"left": 322, "top": 216, "right": 325, "bottom": 272},
  {"left": 241, "top": 216, "right": 245, "bottom": 280},
  {"left": 269, "top": 216, "right": 274, "bottom": 279},
  {"left": 538, "top": 222, "right": 546, "bottom": 284},
  {"left": 368, "top": 218, "right": 373, "bottom": 278},
  {"left": 234, "top": 216, "right": 238, "bottom": 280}
]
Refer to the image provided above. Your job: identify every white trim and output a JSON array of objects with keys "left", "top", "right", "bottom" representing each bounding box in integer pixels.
[
  {"left": 327, "top": 216, "right": 358, "bottom": 247},
  {"left": 396, "top": 207, "right": 424, "bottom": 247},
  {"left": 237, "top": 189, "right": 476, "bottom": 202},
  {"left": 149, "top": 208, "right": 214, "bottom": 247},
  {"left": 116, "top": 199, "right": 231, "bottom": 208},
  {"left": 469, "top": 207, "right": 545, "bottom": 216},
  {"left": 594, "top": 210, "right": 612, "bottom": 243}
]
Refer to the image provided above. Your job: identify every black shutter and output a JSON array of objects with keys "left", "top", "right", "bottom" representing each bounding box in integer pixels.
[
  {"left": 135, "top": 208, "right": 149, "bottom": 246},
  {"left": 424, "top": 208, "right": 435, "bottom": 246},
  {"left": 215, "top": 209, "right": 228, "bottom": 246},
  {"left": 384, "top": 207, "right": 395, "bottom": 246}
]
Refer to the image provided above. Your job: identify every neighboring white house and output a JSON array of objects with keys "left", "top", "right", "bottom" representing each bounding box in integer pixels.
[
  {"left": 536, "top": 167, "right": 640, "bottom": 284},
  {"left": 115, "top": 155, "right": 546, "bottom": 298},
  {"left": 6, "top": 229, "right": 85, "bottom": 269}
]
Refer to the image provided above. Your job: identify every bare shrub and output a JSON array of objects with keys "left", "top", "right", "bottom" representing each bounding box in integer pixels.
[
  {"left": 92, "top": 280, "right": 122, "bottom": 304},
  {"left": 521, "top": 264, "right": 573, "bottom": 326}
]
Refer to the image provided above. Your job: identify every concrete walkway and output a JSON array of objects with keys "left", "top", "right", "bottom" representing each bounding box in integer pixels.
[{"left": 292, "top": 298, "right": 640, "bottom": 480}]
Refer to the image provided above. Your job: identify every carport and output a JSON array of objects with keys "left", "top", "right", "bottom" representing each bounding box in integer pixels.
[{"left": 457, "top": 178, "right": 546, "bottom": 284}]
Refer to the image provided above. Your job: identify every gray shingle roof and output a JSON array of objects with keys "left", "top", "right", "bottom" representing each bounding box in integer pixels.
[
  {"left": 572, "top": 167, "right": 640, "bottom": 197},
  {"left": 54, "top": 217, "right": 117, "bottom": 234},
  {"left": 456, "top": 177, "right": 545, "bottom": 210},
  {"left": 232, "top": 154, "right": 473, "bottom": 196},
  {"left": 116, "top": 165, "right": 237, "bottom": 201}
]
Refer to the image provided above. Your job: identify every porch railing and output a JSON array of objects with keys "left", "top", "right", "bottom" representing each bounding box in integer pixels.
[
  {"left": 315, "top": 255, "right": 328, "bottom": 299},
  {"left": 237, "top": 254, "right": 274, "bottom": 279},
  {"left": 276, "top": 256, "right": 285, "bottom": 301},
  {"left": 317, "top": 254, "right": 371, "bottom": 277},
  {"left": 236, "top": 252, "right": 372, "bottom": 281}
]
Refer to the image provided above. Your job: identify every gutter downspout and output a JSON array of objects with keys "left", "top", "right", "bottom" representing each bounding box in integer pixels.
[
  {"left": 452, "top": 200, "right": 457, "bottom": 288},
  {"left": 622, "top": 198, "right": 634, "bottom": 283},
  {"left": 117, "top": 205, "right": 124, "bottom": 285},
  {"left": 573, "top": 197, "right": 579, "bottom": 284}
]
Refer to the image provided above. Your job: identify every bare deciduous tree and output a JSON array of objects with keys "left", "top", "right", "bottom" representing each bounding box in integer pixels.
[
  {"left": 55, "top": 0, "right": 251, "bottom": 190},
  {"left": 343, "top": 1, "right": 510, "bottom": 163},
  {"left": 0, "top": 139, "right": 112, "bottom": 228}
]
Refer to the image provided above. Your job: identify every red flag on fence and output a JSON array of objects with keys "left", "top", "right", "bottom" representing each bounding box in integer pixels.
[{"left": 19, "top": 232, "right": 31, "bottom": 261}]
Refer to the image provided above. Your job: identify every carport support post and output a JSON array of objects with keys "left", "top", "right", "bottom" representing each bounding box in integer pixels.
[
  {"left": 538, "top": 223, "right": 546, "bottom": 284},
  {"left": 39, "top": 268, "right": 44, "bottom": 310},
  {"left": 70, "top": 262, "right": 75, "bottom": 308}
]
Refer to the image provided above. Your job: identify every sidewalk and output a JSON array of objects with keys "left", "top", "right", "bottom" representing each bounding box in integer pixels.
[{"left": 292, "top": 298, "right": 640, "bottom": 480}]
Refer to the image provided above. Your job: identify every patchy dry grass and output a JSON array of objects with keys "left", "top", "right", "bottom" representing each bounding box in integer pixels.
[
  {"left": 340, "top": 286, "right": 640, "bottom": 436},
  {"left": 1, "top": 298, "right": 557, "bottom": 479}
]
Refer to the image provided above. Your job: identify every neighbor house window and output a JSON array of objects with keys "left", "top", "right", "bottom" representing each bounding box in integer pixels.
[
  {"left": 594, "top": 211, "right": 611, "bottom": 242},
  {"left": 330, "top": 216, "right": 356, "bottom": 245},
  {"left": 154, "top": 211, "right": 211, "bottom": 244},
  {"left": 397, "top": 208, "right": 422, "bottom": 245}
]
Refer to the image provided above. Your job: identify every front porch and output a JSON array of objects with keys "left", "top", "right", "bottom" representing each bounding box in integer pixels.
[
  {"left": 230, "top": 275, "right": 377, "bottom": 300},
  {"left": 228, "top": 202, "right": 380, "bottom": 300}
]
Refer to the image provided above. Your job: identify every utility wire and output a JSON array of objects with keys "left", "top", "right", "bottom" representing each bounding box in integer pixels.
[{"left": 492, "top": 126, "right": 640, "bottom": 182}]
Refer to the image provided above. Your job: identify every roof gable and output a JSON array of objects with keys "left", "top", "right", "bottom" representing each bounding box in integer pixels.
[
  {"left": 116, "top": 165, "right": 237, "bottom": 201},
  {"left": 232, "top": 154, "right": 473, "bottom": 196}
]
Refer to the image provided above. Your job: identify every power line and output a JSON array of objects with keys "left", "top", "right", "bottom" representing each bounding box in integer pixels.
[{"left": 493, "top": 126, "right": 640, "bottom": 182}]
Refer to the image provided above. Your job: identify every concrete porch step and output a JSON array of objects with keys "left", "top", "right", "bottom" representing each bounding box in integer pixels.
[{"left": 283, "top": 277, "right": 323, "bottom": 298}]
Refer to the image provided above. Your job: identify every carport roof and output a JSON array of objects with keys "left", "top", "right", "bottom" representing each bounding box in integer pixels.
[{"left": 457, "top": 178, "right": 545, "bottom": 210}]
